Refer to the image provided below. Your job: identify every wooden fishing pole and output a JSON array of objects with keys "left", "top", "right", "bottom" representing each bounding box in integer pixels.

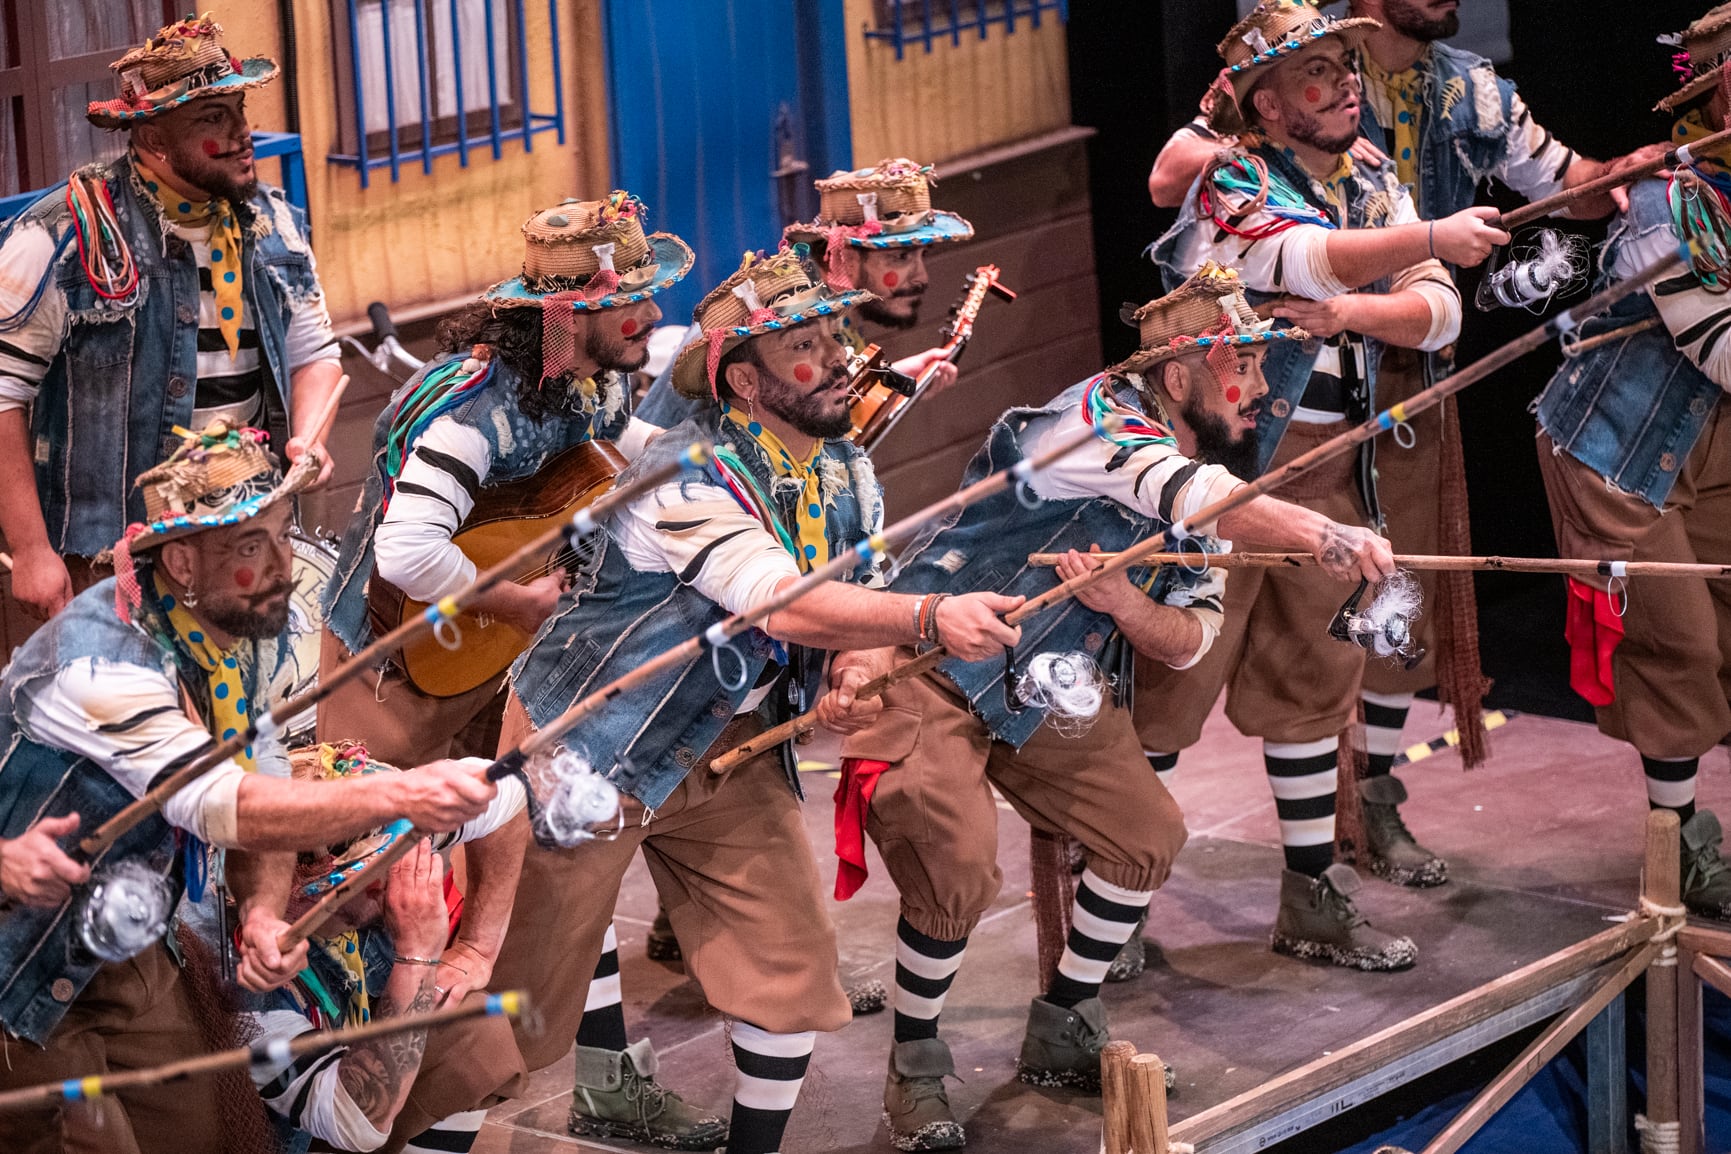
[
  {"left": 77, "top": 442, "right": 712, "bottom": 860},
  {"left": 0, "top": 989, "right": 528, "bottom": 1113},
  {"left": 272, "top": 417, "right": 1111, "bottom": 950},
  {"left": 1497, "top": 126, "right": 1731, "bottom": 231},
  {"left": 708, "top": 253, "right": 1685, "bottom": 774},
  {"left": 1025, "top": 551, "right": 1731, "bottom": 580}
]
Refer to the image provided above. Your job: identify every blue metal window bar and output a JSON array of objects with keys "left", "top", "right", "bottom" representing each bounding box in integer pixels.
[
  {"left": 329, "top": 0, "right": 566, "bottom": 187},
  {"left": 865, "top": 0, "right": 1068, "bottom": 60}
]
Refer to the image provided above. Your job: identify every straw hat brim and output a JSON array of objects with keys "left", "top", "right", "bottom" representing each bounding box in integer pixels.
[
  {"left": 482, "top": 232, "right": 696, "bottom": 310},
  {"left": 783, "top": 209, "right": 976, "bottom": 252},
  {"left": 86, "top": 57, "right": 279, "bottom": 128},
  {"left": 1226, "top": 18, "right": 1379, "bottom": 103},
  {"left": 1110, "top": 328, "right": 1306, "bottom": 377},
  {"left": 121, "top": 445, "right": 321, "bottom": 554},
  {"left": 1657, "top": 68, "right": 1724, "bottom": 113},
  {"left": 670, "top": 287, "right": 876, "bottom": 399}
]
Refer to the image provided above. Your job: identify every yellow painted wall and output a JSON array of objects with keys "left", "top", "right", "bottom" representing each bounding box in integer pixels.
[
  {"left": 207, "top": 0, "right": 610, "bottom": 328},
  {"left": 842, "top": 0, "right": 1072, "bottom": 167}
]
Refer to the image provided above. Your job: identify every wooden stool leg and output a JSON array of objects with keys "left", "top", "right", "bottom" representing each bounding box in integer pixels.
[
  {"left": 1642, "top": 810, "right": 1681, "bottom": 1154},
  {"left": 1128, "top": 1053, "right": 1171, "bottom": 1154},
  {"left": 1102, "top": 1040, "right": 1137, "bottom": 1154}
]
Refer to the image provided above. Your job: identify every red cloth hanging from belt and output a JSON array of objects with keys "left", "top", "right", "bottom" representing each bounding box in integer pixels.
[
  {"left": 834, "top": 757, "right": 889, "bottom": 901},
  {"left": 1564, "top": 576, "right": 1625, "bottom": 707}
]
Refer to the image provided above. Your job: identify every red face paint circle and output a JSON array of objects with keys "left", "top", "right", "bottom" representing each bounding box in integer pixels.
[
  {"left": 1304, "top": 86, "right": 1323, "bottom": 105},
  {"left": 793, "top": 363, "right": 814, "bottom": 384},
  {"left": 202, "top": 138, "right": 222, "bottom": 157},
  {"left": 620, "top": 318, "right": 639, "bottom": 337},
  {"left": 234, "top": 566, "right": 255, "bottom": 588},
  {"left": 1225, "top": 386, "right": 1242, "bottom": 404},
  {"left": 881, "top": 270, "right": 901, "bottom": 288}
]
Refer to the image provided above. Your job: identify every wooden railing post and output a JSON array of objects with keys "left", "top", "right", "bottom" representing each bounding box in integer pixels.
[
  {"left": 1128, "top": 1053, "right": 1172, "bottom": 1154},
  {"left": 1102, "top": 1040, "right": 1137, "bottom": 1154},
  {"left": 1643, "top": 809, "right": 1682, "bottom": 1153}
]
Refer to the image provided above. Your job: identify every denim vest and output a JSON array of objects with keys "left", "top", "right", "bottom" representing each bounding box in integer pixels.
[
  {"left": 1533, "top": 179, "right": 1720, "bottom": 509},
  {"left": 321, "top": 353, "right": 633, "bottom": 652},
  {"left": 890, "top": 376, "right": 1217, "bottom": 748},
  {"left": 0, "top": 155, "right": 315, "bottom": 557},
  {"left": 1150, "top": 143, "right": 1393, "bottom": 524},
  {"left": 0, "top": 578, "right": 272, "bottom": 1043},
  {"left": 1357, "top": 44, "right": 1518, "bottom": 222},
  {"left": 509, "top": 407, "right": 880, "bottom": 810}
]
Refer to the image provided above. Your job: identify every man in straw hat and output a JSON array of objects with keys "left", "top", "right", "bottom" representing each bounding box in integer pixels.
[
  {"left": 637, "top": 157, "right": 967, "bottom": 431},
  {"left": 246, "top": 742, "right": 529, "bottom": 1154},
  {"left": 400, "top": 248, "right": 1023, "bottom": 1154},
  {"left": 0, "top": 13, "right": 343, "bottom": 627},
  {"left": 0, "top": 424, "right": 498, "bottom": 1154},
  {"left": 1136, "top": 0, "right": 1490, "bottom": 974},
  {"left": 1530, "top": 4, "right": 1731, "bottom": 922},
  {"left": 822, "top": 263, "right": 1395, "bottom": 1147},
  {"left": 1148, "top": 0, "right": 1661, "bottom": 908}
]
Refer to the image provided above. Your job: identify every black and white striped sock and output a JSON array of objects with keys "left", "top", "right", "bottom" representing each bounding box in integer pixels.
[
  {"left": 1643, "top": 755, "right": 1699, "bottom": 825},
  {"left": 1264, "top": 738, "right": 1338, "bottom": 878},
  {"left": 730, "top": 1023, "right": 814, "bottom": 1154},
  {"left": 574, "top": 921, "right": 629, "bottom": 1052},
  {"left": 402, "top": 1107, "right": 487, "bottom": 1153},
  {"left": 1046, "top": 869, "right": 1155, "bottom": 1008},
  {"left": 1145, "top": 750, "right": 1179, "bottom": 789},
  {"left": 892, "top": 917, "right": 967, "bottom": 1044},
  {"left": 1361, "top": 690, "right": 1412, "bottom": 779}
]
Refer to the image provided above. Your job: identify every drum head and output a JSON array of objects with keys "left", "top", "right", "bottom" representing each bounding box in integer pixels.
[{"left": 272, "top": 530, "right": 338, "bottom": 746}]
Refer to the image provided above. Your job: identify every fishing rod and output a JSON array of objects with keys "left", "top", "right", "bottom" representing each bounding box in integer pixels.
[
  {"left": 1024, "top": 552, "right": 1731, "bottom": 580},
  {"left": 707, "top": 253, "right": 1685, "bottom": 773}
]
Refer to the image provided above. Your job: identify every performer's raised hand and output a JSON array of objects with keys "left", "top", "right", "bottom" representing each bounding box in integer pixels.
[
  {"left": 395, "top": 759, "right": 498, "bottom": 831},
  {"left": 1313, "top": 521, "right": 1396, "bottom": 584},
  {"left": 385, "top": 836, "right": 448, "bottom": 969},
  {"left": 1429, "top": 207, "right": 1511, "bottom": 268},
  {"left": 1053, "top": 547, "right": 1137, "bottom": 616},
  {"left": 0, "top": 813, "right": 90, "bottom": 907},
  {"left": 892, "top": 347, "right": 960, "bottom": 395},
  {"left": 1348, "top": 136, "right": 1391, "bottom": 170},
  {"left": 1271, "top": 294, "right": 1359, "bottom": 340},
  {"left": 283, "top": 435, "right": 336, "bottom": 488},
  {"left": 936, "top": 592, "right": 1024, "bottom": 662},
  {"left": 236, "top": 905, "right": 309, "bottom": 993},
  {"left": 1604, "top": 142, "right": 1674, "bottom": 214}
]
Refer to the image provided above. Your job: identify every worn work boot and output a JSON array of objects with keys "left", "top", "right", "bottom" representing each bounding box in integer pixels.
[
  {"left": 1359, "top": 775, "right": 1449, "bottom": 888},
  {"left": 1271, "top": 864, "right": 1419, "bottom": 972},
  {"left": 569, "top": 1039, "right": 728, "bottom": 1150},
  {"left": 1681, "top": 810, "right": 1731, "bottom": 920},
  {"left": 1104, "top": 908, "right": 1150, "bottom": 983},
  {"left": 646, "top": 904, "right": 682, "bottom": 962},
  {"left": 1016, "top": 996, "right": 1110, "bottom": 1091},
  {"left": 883, "top": 1038, "right": 966, "bottom": 1151},
  {"left": 849, "top": 978, "right": 889, "bottom": 1015}
]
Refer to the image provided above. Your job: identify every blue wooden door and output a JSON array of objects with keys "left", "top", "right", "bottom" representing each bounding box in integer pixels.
[{"left": 604, "top": 0, "right": 851, "bottom": 324}]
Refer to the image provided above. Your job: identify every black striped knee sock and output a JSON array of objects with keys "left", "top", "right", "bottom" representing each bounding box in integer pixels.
[
  {"left": 729, "top": 1022, "right": 815, "bottom": 1154},
  {"left": 1046, "top": 869, "right": 1155, "bottom": 1008},
  {"left": 1361, "top": 690, "right": 1412, "bottom": 779},
  {"left": 1643, "top": 755, "right": 1698, "bottom": 825},
  {"left": 1145, "top": 750, "right": 1178, "bottom": 789},
  {"left": 402, "top": 1107, "right": 486, "bottom": 1153},
  {"left": 892, "top": 917, "right": 967, "bottom": 1044},
  {"left": 575, "top": 921, "right": 629, "bottom": 1052},
  {"left": 1264, "top": 738, "right": 1339, "bottom": 878}
]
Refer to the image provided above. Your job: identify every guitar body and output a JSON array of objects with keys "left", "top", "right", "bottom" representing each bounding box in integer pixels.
[{"left": 375, "top": 439, "right": 628, "bottom": 698}]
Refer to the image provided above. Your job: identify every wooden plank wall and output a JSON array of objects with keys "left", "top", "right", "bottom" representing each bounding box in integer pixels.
[
  {"left": 842, "top": 0, "right": 1073, "bottom": 165},
  {"left": 867, "top": 130, "right": 1102, "bottom": 522}
]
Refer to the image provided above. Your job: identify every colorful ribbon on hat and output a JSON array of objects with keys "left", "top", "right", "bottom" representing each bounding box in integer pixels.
[{"left": 820, "top": 221, "right": 883, "bottom": 290}]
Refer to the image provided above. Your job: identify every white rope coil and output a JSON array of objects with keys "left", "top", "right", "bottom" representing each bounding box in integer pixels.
[
  {"left": 1016, "top": 652, "right": 1106, "bottom": 737},
  {"left": 1636, "top": 1113, "right": 1681, "bottom": 1154}
]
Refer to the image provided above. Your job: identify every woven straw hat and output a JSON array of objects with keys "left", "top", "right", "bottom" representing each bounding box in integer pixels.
[
  {"left": 671, "top": 247, "right": 876, "bottom": 399},
  {"left": 1218, "top": 0, "right": 1379, "bottom": 105},
  {"left": 289, "top": 743, "right": 413, "bottom": 901},
  {"left": 783, "top": 158, "right": 974, "bottom": 290},
  {"left": 121, "top": 420, "right": 316, "bottom": 554},
  {"left": 87, "top": 13, "right": 277, "bottom": 129},
  {"left": 483, "top": 191, "right": 694, "bottom": 311},
  {"left": 1657, "top": 5, "right": 1731, "bottom": 112},
  {"left": 1113, "top": 262, "right": 1308, "bottom": 376}
]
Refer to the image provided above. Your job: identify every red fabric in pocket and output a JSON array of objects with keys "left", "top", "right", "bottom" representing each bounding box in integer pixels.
[
  {"left": 1564, "top": 576, "right": 1625, "bottom": 707},
  {"left": 834, "top": 758, "right": 889, "bottom": 901}
]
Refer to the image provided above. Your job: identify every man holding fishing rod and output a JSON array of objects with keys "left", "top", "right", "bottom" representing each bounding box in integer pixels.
[{"left": 0, "top": 426, "right": 499, "bottom": 1154}]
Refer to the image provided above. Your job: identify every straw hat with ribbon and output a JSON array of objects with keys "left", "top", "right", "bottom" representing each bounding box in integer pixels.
[
  {"left": 1113, "top": 262, "right": 1309, "bottom": 377},
  {"left": 288, "top": 743, "right": 416, "bottom": 903},
  {"left": 1658, "top": 5, "right": 1731, "bottom": 112},
  {"left": 1218, "top": 0, "right": 1379, "bottom": 106},
  {"left": 783, "top": 158, "right": 975, "bottom": 291},
  {"left": 108, "top": 419, "right": 319, "bottom": 619},
  {"left": 482, "top": 191, "right": 694, "bottom": 386},
  {"left": 671, "top": 246, "right": 877, "bottom": 400},
  {"left": 86, "top": 13, "right": 277, "bottom": 129}
]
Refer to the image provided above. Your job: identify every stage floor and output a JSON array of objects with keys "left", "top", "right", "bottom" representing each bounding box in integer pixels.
[{"left": 468, "top": 699, "right": 1728, "bottom": 1153}]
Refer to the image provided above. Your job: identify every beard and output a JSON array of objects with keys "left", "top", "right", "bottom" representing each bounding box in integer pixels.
[
  {"left": 584, "top": 321, "right": 653, "bottom": 374},
  {"left": 858, "top": 292, "right": 924, "bottom": 330},
  {"left": 759, "top": 362, "right": 855, "bottom": 439},
  {"left": 1283, "top": 101, "right": 1361, "bottom": 155},
  {"left": 164, "top": 145, "right": 259, "bottom": 204},
  {"left": 1382, "top": 0, "right": 1460, "bottom": 41},
  {"left": 1183, "top": 393, "right": 1262, "bottom": 479},
  {"left": 200, "top": 587, "right": 292, "bottom": 639}
]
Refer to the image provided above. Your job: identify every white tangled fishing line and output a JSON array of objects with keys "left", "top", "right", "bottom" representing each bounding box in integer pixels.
[
  {"left": 1475, "top": 228, "right": 1591, "bottom": 312},
  {"left": 1016, "top": 651, "right": 1108, "bottom": 737},
  {"left": 522, "top": 748, "right": 623, "bottom": 847},
  {"left": 1332, "top": 569, "right": 1425, "bottom": 667}
]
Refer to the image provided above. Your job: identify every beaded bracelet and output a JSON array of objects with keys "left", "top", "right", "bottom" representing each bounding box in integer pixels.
[{"left": 921, "top": 593, "right": 950, "bottom": 645}]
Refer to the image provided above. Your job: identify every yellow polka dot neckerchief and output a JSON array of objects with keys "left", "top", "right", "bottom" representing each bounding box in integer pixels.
[
  {"left": 721, "top": 403, "right": 830, "bottom": 571},
  {"left": 154, "top": 572, "right": 255, "bottom": 773},
  {"left": 1362, "top": 53, "right": 1426, "bottom": 191},
  {"left": 133, "top": 150, "right": 245, "bottom": 359}
]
